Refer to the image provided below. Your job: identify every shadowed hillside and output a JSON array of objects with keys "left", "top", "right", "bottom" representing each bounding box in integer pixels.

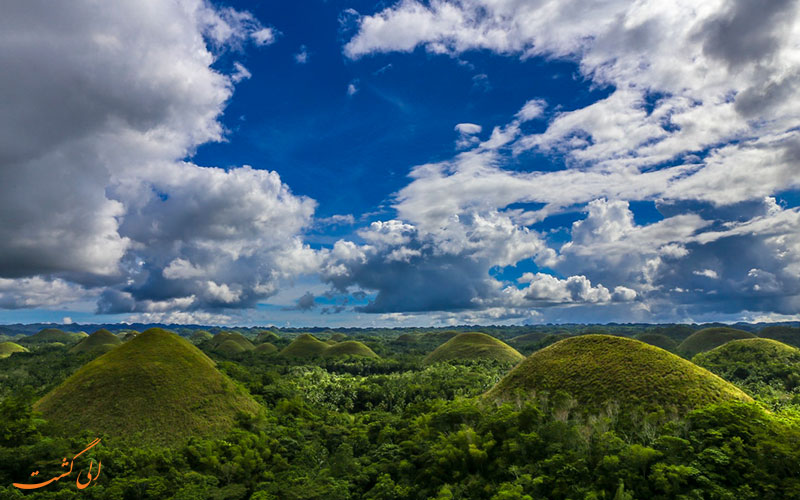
[
  {"left": 35, "top": 328, "right": 259, "bottom": 445},
  {"left": 757, "top": 325, "right": 800, "bottom": 348},
  {"left": 70, "top": 329, "right": 122, "bottom": 355},
  {"left": 279, "top": 333, "right": 329, "bottom": 358},
  {"left": 635, "top": 333, "right": 679, "bottom": 352},
  {"left": 485, "top": 335, "right": 751, "bottom": 414},
  {"left": 678, "top": 327, "right": 756, "bottom": 357},
  {"left": 424, "top": 332, "right": 524, "bottom": 365},
  {"left": 208, "top": 331, "right": 255, "bottom": 354}
]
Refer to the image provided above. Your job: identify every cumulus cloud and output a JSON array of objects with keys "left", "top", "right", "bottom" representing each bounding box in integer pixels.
[
  {"left": 0, "top": 1, "right": 320, "bottom": 320},
  {"left": 294, "top": 45, "right": 309, "bottom": 64}
]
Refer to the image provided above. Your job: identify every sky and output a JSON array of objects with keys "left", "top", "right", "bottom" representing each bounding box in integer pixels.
[{"left": 1, "top": 0, "right": 799, "bottom": 327}]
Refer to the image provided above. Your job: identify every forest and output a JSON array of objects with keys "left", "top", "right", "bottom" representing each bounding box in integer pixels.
[{"left": 0, "top": 322, "right": 799, "bottom": 499}]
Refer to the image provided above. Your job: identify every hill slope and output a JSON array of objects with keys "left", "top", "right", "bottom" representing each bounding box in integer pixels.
[
  {"left": 253, "top": 342, "right": 278, "bottom": 354},
  {"left": 279, "top": 333, "right": 329, "bottom": 358},
  {"left": 20, "top": 328, "right": 88, "bottom": 344},
  {"left": 678, "top": 327, "right": 756, "bottom": 357},
  {"left": 693, "top": 338, "right": 800, "bottom": 392},
  {"left": 485, "top": 335, "right": 751, "bottom": 414},
  {"left": 323, "top": 341, "right": 379, "bottom": 358},
  {"left": 70, "top": 329, "right": 122, "bottom": 355},
  {"left": 635, "top": 333, "right": 679, "bottom": 352},
  {"left": 35, "top": 328, "right": 259, "bottom": 445},
  {"left": 208, "top": 331, "right": 255, "bottom": 353},
  {"left": 0, "top": 342, "right": 28, "bottom": 358},
  {"left": 424, "top": 333, "right": 524, "bottom": 365},
  {"left": 757, "top": 325, "right": 800, "bottom": 348}
]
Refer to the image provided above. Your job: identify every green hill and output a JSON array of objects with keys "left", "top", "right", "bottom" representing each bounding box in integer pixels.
[
  {"left": 330, "top": 333, "right": 348, "bottom": 342},
  {"left": 190, "top": 330, "right": 214, "bottom": 344},
  {"left": 253, "top": 342, "right": 278, "bottom": 354},
  {"left": 35, "top": 328, "right": 259, "bottom": 445},
  {"left": 423, "top": 330, "right": 461, "bottom": 344},
  {"left": 757, "top": 325, "right": 800, "bottom": 348},
  {"left": 678, "top": 327, "right": 756, "bottom": 357},
  {"left": 693, "top": 338, "right": 800, "bottom": 392},
  {"left": 70, "top": 329, "right": 122, "bottom": 355},
  {"left": 208, "top": 331, "right": 255, "bottom": 353},
  {"left": 424, "top": 333, "right": 524, "bottom": 365},
  {"left": 485, "top": 335, "right": 751, "bottom": 415},
  {"left": 323, "top": 341, "right": 379, "bottom": 358},
  {"left": 20, "top": 328, "right": 88, "bottom": 344},
  {"left": 394, "top": 333, "right": 418, "bottom": 343},
  {"left": 509, "top": 332, "right": 553, "bottom": 345},
  {"left": 279, "top": 334, "right": 329, "bottom": 358},
  {"left": 0, "top": 342, "right": 28, "bottom": 358},
  {"left": 635, "top": 333, "right": 679, "bottom": 352},
  {"left": 255, "top": 330, "right": 280, "bottom": 344}
]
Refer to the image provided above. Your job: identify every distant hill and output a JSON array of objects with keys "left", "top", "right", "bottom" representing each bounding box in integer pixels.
[
  {"left": 190, "top": 330, "right": 214, "bottom": 344},
  {"left": 0, "top": 342, "right": 28, "bottom": 358},
  {"left": 253, "top": 343, "right": 278, "bottom": 354},
  {"left": 323, "top": 341, "right": 379, "bottom": 358},
  {"left": 485, "top": 335, "right": 751, "bottom": 414},
  {"left": 330, "top": 333, "right": 348, "bottom": 342},
  {"left": 678, "top": 327, "right": 756, "bottom": 357},
  {"left": 35, "top": 328, "right": 259, "bottom": 445},
  {"left": 207, "top": 331, "right": 255, "bottom": 354},
  {"left": 255, "top": 330, "right": 280, "bottom": 344},
  {"left": 279, "top": 334, "right": 329, "bottom": 358},
  {"left": 70, "top": 329, "right": 122, "bottom": 355},
  {"left": 509, "top": 332, "right": 553, "bottom": 345},
  {"left": 424, "top": 332, "right": 524, "bottom": 365},
  {"left": 393, "top": 333, "right": 418, "bottom": 343},
  {"left": 635, "top": 333, "right": 679, "bottom": 352},
  {"left": 757, "top": 325, "right": 800, "bottom": 348},
  {"left": 20, "top": 328, "right": 88, "bottom": 345},
  {"left": 693, "top": 338, "right": 800, "bottom": 392}
]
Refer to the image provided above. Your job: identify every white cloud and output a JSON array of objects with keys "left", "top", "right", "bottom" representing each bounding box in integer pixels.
[
  {"left": 516, "top": 99, "right": 546, "bottom": 122},
  {"left": 693, "top": 269, "right": 719, "bottom": 279},
  {"left": 231, "top": 61, "right": 252, "bottom": 83},
  {"left": 294, "top": 45, "right": 309, "bottom": 64},
  {"left": 347, "top": 80, "right": 360, "bottom": 96}
]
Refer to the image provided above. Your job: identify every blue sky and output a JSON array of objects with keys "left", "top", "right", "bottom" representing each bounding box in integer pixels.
[{"left": 1, "top": 0, "right": 799, "bottom": 327}]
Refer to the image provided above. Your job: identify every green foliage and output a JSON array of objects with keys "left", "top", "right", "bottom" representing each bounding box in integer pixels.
[
  {"left": 635, "top": 333, "right": 679, "bottom": 352},
  {"left": 678, "top": 327, "right": 756, "bottom": 357},
  {"left": 485, "top": 335, "right": 751, "bottom": 415},
  {"left": 424, "top": 333, "right": 524, "bottom": 365},
  {"left": 758, "top": 325, "right": 800, "bottom": 348}
]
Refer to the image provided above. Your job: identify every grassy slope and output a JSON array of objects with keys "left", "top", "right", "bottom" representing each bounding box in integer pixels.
[
  {"left": 0, "top": 341, "right": 28, "bottom": 358},
  {"left": 485, "top": 335, "right": 751, "bottom": 414},
  {"left": 209, "top": 331, "right": 255, "bottom": 351},
  {"left": 35, "top": 328, "right": 259, "bottom": 446},
  {"left": 693, "top": 338, "right": 800, "bottom": 389},
  {"left": 330, "top": 333, "right": 348, "bottom": 342},
  {"left": 635, "top": 333, "right": 679, "bottom": 352},
  {"left": 324, "top": 341, "right": 379, "bottom": 358},
  {"left": 21, "top": 328, "right": 88, "bottom": 344},
  {"left": 255, "top": 330, "right": 280, "bottom": 344},
  {"left": 424, "top": 332, "right": 524, "bottom": 365},
  {"left": 279, "top": 334, "right": 330, "bottom": 358},
  {"left": 253, "top": 342, "right": 278, "bottom": 354},
  {"left": 678, "top": 327, "right": 756, "bottom": 357},
  {"left": 191, "top": 330, "right": 214, "bottom": 343},
  {"left": 70, "top": 329, "right": 122, "bottom": 354},
  {"left": 758, "top": 325, "right": 800, "bottom": 348}
]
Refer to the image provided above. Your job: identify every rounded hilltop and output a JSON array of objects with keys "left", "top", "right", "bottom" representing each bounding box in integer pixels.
[
  {"left": 190, "top": 329, "right": 214, "bottom": 344},
  {"left": 757, "top": 325, "right": 800, "bottom": 348},
  {"left": 678, "top": 327, "right": 756, "bottom": 357},
  {"left": 324, "top": 341, "right": 379, "bottom": 358},
  {"left": 279, "top": 333, "right": 329, "bottom": 358},
  {"left": 35, "top": 328, "right": 259, "bottom": 446},
  {"left": 70, "top": 328, "right": 122, "bottom": 355},
  {"left": 634, "top": 333, "right": 679, "bottom": 352},
  {"left": 424, "top": 332, "right": 524, "bottom": 365},
  {"left": 693, "top": 338, "right": 800, "bottom": 391},
  {"left": 20, "top": 328, "right": 88, "bottom": 345},
  {"left": 484, "top": 335, "right": 751, "bottom": 415},
  {"left": 207, "top": 331, "right": 255, "bottom": 355},
  {"left": 0, "top": 342, "right": 28, "bottom": 358}
]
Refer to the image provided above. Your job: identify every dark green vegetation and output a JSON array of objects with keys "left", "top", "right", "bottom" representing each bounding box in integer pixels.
[
  {"left": 330, "top": 333, "right": 348, "bottom": 342},
  {"left": 678, "top": 327, "right": 757, "bottom": 357},
  {"left": 693, "top": 338, "right": 800, "bottom": 410},
  {"left": 424, "top": 332, "right": 523, "bottom": 365},
  {"left": 1, "top": 323, "right": 800, "bottom": 499},
  {"left": 253, "top": 342, "right": 278, "bottom": 354},
  {"left": 19, "top": 328, "right": 87, "bottom": 345},
  {"left": 34, "top": 328, "right": 259, "bottom": 446},
  {"left": 190, "top": 329, "right": 214, "bottom": 344},
  {"left": 757, "top": 325, "right": 800, "bottom": 347},
  {"left": 255, "top": 330, "right": 280, "bottom": 344},
  {"left": 0, "top": 342, "right": 27, "bottom": 358},
  {"left": 323, "top": 341, "right": 379, "bottom": 358},
  {"left": 69, "top": 329, "right": 122, "bottom": 355},
  {"left": 635, "top": 333, "right": 679, "bottom": 352},
  {"left": 486, "top": 335, "right": 751, "bottom": 414},
  {"left": 208, "top": 331, "right": 255, "bottom": 353}
]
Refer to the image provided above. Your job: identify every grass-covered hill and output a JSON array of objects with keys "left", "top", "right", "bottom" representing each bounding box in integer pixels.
[
  {"left": 255, "top": 330, "right": 280, "bottom": 344},
  {"left": 678, "top": 327, "right": 757, "bottom": 357},
  {"left": 69, "top": 328, "right": 122, "bottom": 355},
  {"left": 422, "top": 330, "right": 461, "bottom": 344},
  {"left": 20, "top": 328, "right": 88, "bottom": 345},
  {"left": 323, "top": 341, "right": 379, "bottom": 358},
  {"left": 279, "top": 333, "right": 329, "bottom": 358},
  {"left": 34, "top": 328, "right": 259, "bottom": 445},
  {"left": 393, "top": 333, "right": 418, "bottom": 343},
  {"left": 484, "top": 335, "right": 752, "bottom": 414},
  {"left": 693, "top": 338, "right": 800, "bottom": 392},
  {"left": 757, "top": 325, "right": 800, "bottom": 348},
  {"left": 191, "top": 330, "right": 214, "bottom": 344},
  {"left": 509, "top": 332, "right": 553, "bottom": 346},
  {"left": 0, "top": 341, "right": 27, "bottom": 358},
  {"left": 424, "top": 332, "right": 524, "bottom": 365},
  {"left": 253, "top": 342, "right": 278, "bottom": 354},
  {"left": 207, "top": 331, "right": 255, "bottom": 353},
  {"left": 635, "top": 333, "right": 679, "bottom": 352},
  {"left": 330, "top": 333, "right": 348, "bottom": 342}
]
